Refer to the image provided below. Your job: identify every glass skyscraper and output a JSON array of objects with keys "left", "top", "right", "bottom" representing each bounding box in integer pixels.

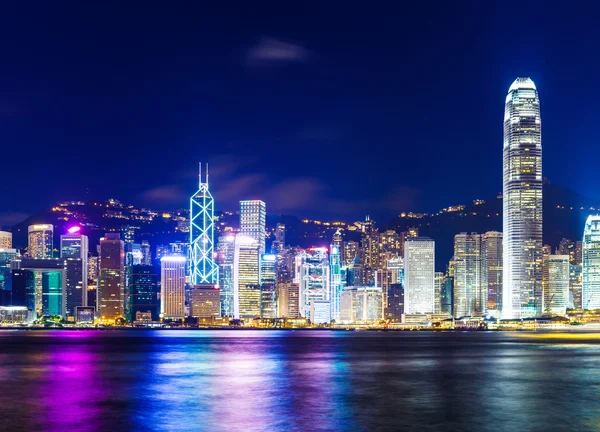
[
  {"left": 403, "top": 237, "right": 435, "bottom": 314},
  {"left": 502, "top": 77, "right": 543, "bottom": 319},
  {"left": 240, "top": 200, "right": 266, "bottom": 254},
  {"left": 582, "top": 215, "right": 600, "bottom": 309}
]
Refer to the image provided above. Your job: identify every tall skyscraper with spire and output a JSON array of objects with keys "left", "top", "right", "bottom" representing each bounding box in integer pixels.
[
  {"left": 190, "top": 163, "right": 218, "bottom": 285},
  {"left": 502, "top": 77, "right": 543, "bottom": 318}
]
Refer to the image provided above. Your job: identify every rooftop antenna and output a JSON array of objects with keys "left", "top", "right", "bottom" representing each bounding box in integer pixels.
[
  {"left": 198, "top": 162, "right": 202, "bottom": 188},
  {"left": 206, "top": 162, "right": 209, "bottom": 187}
]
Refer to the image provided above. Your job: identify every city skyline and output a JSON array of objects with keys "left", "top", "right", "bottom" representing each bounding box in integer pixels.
[{"left": 3, "top": 3, "right": 600, "bottom": 225}]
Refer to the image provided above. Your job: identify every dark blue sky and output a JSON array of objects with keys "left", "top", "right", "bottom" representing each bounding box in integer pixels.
[{"left": 2, "top": 1, "right": 600, "bottom": 226}]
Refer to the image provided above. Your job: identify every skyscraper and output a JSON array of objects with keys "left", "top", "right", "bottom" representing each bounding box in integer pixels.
[
  {"left": 240, "top": 200, "right": 266, "bottom": 254},
  {"left": 233, "top": 235, "right": 261, "bottom": 319},
  {"left": 404, "top": 237, "right": 435, "bottom": 314},
  {"left": 98, "top": 234, "right": 125, "bottom": 322},
  {"left": 260, "top": 254, "right": 277, "bottom": 318},
  {"left": 160, "top": 255, "right": 186, "bottom": 319},
  {"left": 330, "top": 244, "right": 343, "bottom": 321},
  {"left": 271, "top": 223, "right": 286, "bottom": 253},
  {"left": 503, "top": 77, "right": 543, "bottom": 319},
  {"left": 295, "top": 248, "right": 329, "bottom": 321},
  {"left": 0, "top": 231, "right": 12, "bottom": 249},
  {"left": 453, "top": 233, "right": 482, "bottom": 318},
  {"left": 141, "top": 240, "right": 152, "bottom": 265},
  {"left": 28, "top": 224, "right": 54, "bottom": 259},
  {"left": 582, "top": 215, "right": 600, "bottom": 309},
  {"left": 216, "top": 235, "right": 235, "bottom": 317},
  {"left": 542, "top": 255, "right": 569, "bottom": 315},
  {"left": 482, "top": 231, "right": 503, "bottom": 314},
  {"left": 190, "top": 164, "right": 218, "bottom": 285},
  {"left": 129, "top": 264, "right": 160, "bottom": 321}
]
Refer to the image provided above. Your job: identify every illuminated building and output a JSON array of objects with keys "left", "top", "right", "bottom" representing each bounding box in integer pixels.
[
  {"left": 271, "top": 223, "right": 285, "bottom": 253},
  {"left": 216, "top": 235, "right": 235, "bottom": 317},
  {"left": 340, "top": 286, "right": 383, "bottom": 322},
  {"left": 190, "top": 284, "right": 221, "bottom": 319},
  {"left": 260, "top": 254, "right": 277, "bottom": 318},
  {"left": 240, "top": 200, "right": 266, "bottom": 254},
  {"left": 434, "top": 272, "right": 444, "bottom": 314},
  {"left": 141, "top": 240, "right": 151, "bottom": 265},
  {"left": 88, "top": 256, "right": 98, "bottom": 283},
  {"left": 28, "top": 224, "right": 54, "bottom": 259},
  {"left": 61, "top": 232, "right": 89, "bottom": 317},
  {"left": 98, "top": 234, "right": 125, "bottom": 322},
  {"left": 125, "top": 243, "right": 142, "bottom": 266},
  {"left": 310, "top": 300, "right": 331, "bottom": 324},
  {"left": 361, "top": 216, "right": 380, "bottom": 284},
  {"left": 155, "top": 244, "right": 170, "bottom": 262},
  {"left": 482, "top": 231, "right": 503, "bottom": 314},
  {"left": 295, "top": 248, "right": 329, "bottom": 321},
  {"left": 329, "top": 244, "right": 343, "bottom": 321},
  {"left": 160, "top": 255, "right": 186, "bottom": 319},
  {"left": 339, "top": 287, "right": 356, "bottom": 322},
  {"left": 190, "top": 164, "right": 218, "bottom": 285},
  {"left": 569, "top": 264, "right": 582, "bottom": 309},
  {"left": 0, "top": 248, "right": 17, "bottom": 296},
  {"left": 386, "top": 257, "right": 403, "bottom": 284},
  {"left": 129, "top": 265, "right": 160, "bottom": 321},
  {"left": 347, "top": 254, "right": 364, "bottom": 286},
  {"left": 233, "top": 235, "right": 260, "bottom": 319},
  {"left": 10, "top": 269, "right": 32, "bottom": 308},
  {"left": 277, "top": 282, "right": 299, "bottom": 318},
  {"left": 75, "top": 306, "right": 95, "bottom": 323},
  {"left": 582, "top": 215, "right": 600, "bottom": 309},
  {"left": 453, "top": 233, "right": 482, "bottom": 317},
  {"left": 121, "top": 225, "right": 137, "bottom": 244},
  {"left": 0, "top": 231, "right": 12, "bottom": 249},
  {"left": 16, "top": 258, "right": 66, "bottom": 318},
  {"left": 503, "top": 77, "right": 543, "bottom": 319},
  {"left": 399, "top": 227, "right": 418, "bottom": 256},
  {"left": 542, "top": 255, "right": 569, "bottom": 314},
  {"left": 404, "top": 237, "right": 435, "bottom": 314},
  {"left": 385, "top": 283, "right": 404, "bottom": 321},
  {"left": 343, "top": 241, "right": 359, "bottom": 266},
  {"left": 332, "top": 229, "right": 342, "bottom": 249}
]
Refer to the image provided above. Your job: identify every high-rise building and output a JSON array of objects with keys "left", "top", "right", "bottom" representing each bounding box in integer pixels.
[
  {"left": 216, "top": 235, "right": 235, "bottom": 317},
  {"left": 502, "top": 77, "right": 543, "bottom": 319},
  {"left": 98, "top": 234, "right": 125, "bottom": 322},
  {"left": 569, "top": 264, "right": 583, "bottom": 309},
  {"left": 453, "top": 233, "right": 482, "bottom": 318},
  {"left": 16, "top": 258, "right": 67, "bottom": 318},
  {"left": 28, "top": 224, "right": 54, "bottom": 259},
  {"left": 0, "top": 231, "right": 12, "bottom": 249},
  {"left": 190, "top": 284, "right": 221, "bottom": 319},
  {"left": 190, "top": 164, "right": 218, "bottom": 285},
  {"left": 129, "top": 264, "right": 160, "bottom": 321},
  {"left": 310, "top": 300, "right": 331, "bottom": 324},
  {"left": 542, "top": 255, "right": 569, "bottom": 315},
  {"left": 340, "top": 286, "right": 383, "bottom": 322},
  {"left": 404, "top": 237, "right": 435, "bottom": 314},
  {"left": 295, "top": 248, "right": 329, "bottom": 321},
  {"left": 361, "top": 216, "right": 380, "bottom": 284},
  {"left": 442, "top": 259, "right": 454, "bottom": 315},
  {"left": 240, "top": 200, "right": 266, "bottom": 254},
  {"left": 434, "top": 272, "right": 444, "bottom": 314},
  {"left": 271, "top": 223, "right": 286, "bottom": 253},
  {"left": 160, "top": 255, "right": 186, "bottom": 319},
  {"left": 60, "top": 233, "right": 89, "bottom": 317},
  {"left": 346, "top": 254, "right": 364, "bottom": 286},
  {"left": 399, "top": 227, "right": 419, "bottom": 257},
  {"left": 343, "top": 241, "right": 359, "bottom": 267},
  {"left": 330, "top": 244, "right": 343, "bottom": 321},
  {"left": 260, "top": 254, "right": 277, "bottom": 318},
  {"left": 141, "top": 241, "right": 151, "bottom": 265},
  {"left": 277, "top": 282, "right": 300, "bottom": 318},
  {"left": 482, "top": 231, "right": 503, "bottom": 314},
  {"left": 385, "top": 283, "right": 404, "bottom": 321},
  {"left": 582, "top": 215, "right": 600, "bottom": 309},
  {"left": 0, "top": 248, "right": 17, "bottom": 296},
  {"left": 233, "top": 235, "right": 261, "bottom": 319}
]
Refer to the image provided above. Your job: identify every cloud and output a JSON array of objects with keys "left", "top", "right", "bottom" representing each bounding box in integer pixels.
[
  {"left": 246, "top": 37, "right": 310, "bottom": 65},
  {"left": 140, "top": 186, "right": 188, "bottom": 205},
  {"left": 0, "top": 212, "right": 30, "bottom": 228}
]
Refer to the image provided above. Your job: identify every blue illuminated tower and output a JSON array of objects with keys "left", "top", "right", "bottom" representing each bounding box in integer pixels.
[
  {"left": 330, "top": 237, "right": 343, "bottom": 322},
  {"left": 190, "top": 163, "right": 219, "bottom": 285}
]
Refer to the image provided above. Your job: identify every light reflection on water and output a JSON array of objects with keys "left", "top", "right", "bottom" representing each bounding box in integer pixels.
[{"left": 0, "top": 330, "right": 600, "bottom": 431}]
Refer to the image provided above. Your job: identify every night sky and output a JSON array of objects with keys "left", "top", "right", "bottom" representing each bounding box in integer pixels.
[{"left": 2, "top": 1, "right": 600, "bottom": 226}]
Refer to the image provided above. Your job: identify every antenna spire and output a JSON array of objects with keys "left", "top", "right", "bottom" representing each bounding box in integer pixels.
[
  {"left": 198, "top": 162, "right": 202, "bottom": 188},
  {"left": 206, "top": 163, "right": 209, "bottom": 186}
]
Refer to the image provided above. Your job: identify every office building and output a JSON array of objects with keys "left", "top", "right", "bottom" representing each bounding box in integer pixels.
[
  {"left": 190, "top": 284, "right": 221, "bottom": 319},
  {"left": 453, "top": 233, "right": 482, "bottom": 317},
  {"left": 404, "top": 237, "right": 435, "bottom": 314},
  {"left": 503, "top": 77, "right": 543, "bottom": 319},
  {"left": 343, "top": 241, "right": 359, "bottom": 267},
  {"left": 240, "top": 200, "right": 266, "bottom": 254},
  {"left": 434, "top": 272, "right": 444, "bottom": 314},
  {"left": 61, "top": 233, "right": 89, "bottom": 317},
  {"left": 190, "top": 164, "right": 219, "bottom": 285},
  {"left": 295, "top": 248, "right": 329, "bottom": 321},
  {"left": 0, "top": 231, "right": 12, "bottom": 249},
  {"left": 482, "top": 231, "right": 503, "bottom": 314},
  {"left": 160, "top": 255, "right": 186, "bottom": 319},
  {"left": 583, "top": 215, "right": 600, "bottom": 309},
  {"left": 233, "top": 235, "right": 261, "bottom": 319},
  {"left": 0, "top": 248, "right": 17, "bottom": 296},
  {"left": 28, "top": 224, "right": 54, "bottom": 259},
  {"left": 346, "top": 254, "right": 364, "bottom": 286},
  {"left": 16, "top": 258, "right": 66, "bottom": 318},
  {"left": 141, "top": 240, "right": 151, "bottom": 265},
  {"left": 271, "top": 223, "right": 286, "bottom": 253},
  {"left": 260, "top": 254, "right": 277, "bottom": 318},
  {"left": 277, "top": 282, "right": 299, "bottom": 318},
  {"left": 216, "top": 235, "right": 235, "bottom": 317},
  {"left": 330, "top": 244, "right": 343, "bottom": 321},
  {"left": 98, "top": 234, "right": 125, "bottom": 322},
  {"left": 128, "top": 265, "right": 160, "bottom": 321},
  {"left": 385, "top": 283, "right": 404, "bottom": 321},
  {"left": 569, "top": 264, "right": 582, "bottom": 309},
  {"left": 310, "top": 300, "right": 331, "bottom": 324},
  {"left": 542, "top": 255, "right": 569, "bottom": 315},
  {"left": 339, "top": 286, "right": 383, "bottom": 322}
]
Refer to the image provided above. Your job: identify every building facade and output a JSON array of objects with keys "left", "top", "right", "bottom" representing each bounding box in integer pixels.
[
  {"left": 482, "top": 231, "right": 503, "bottom": 315},
  {"left": 453, "top": 233, "right": 482, "bottom": 317},
  {"left": 28, "top": 224, "right": 54, "bottom": 259},
  {"left": 240, "top": 200, "right": 266, "bottom": 254},
  {"left": 404, "top": 237, "right": 435, "bottom": 314},
  {"left": 160, "top": 255, "right": 186, "bottom": 319},
  {"left": 98, "top": 234, "right": 125, "bottom": 322},
  {"left": 583, "top": 215, "right": 600, "bottom": 309},
  {"left": 542, "top": 255, "right": 569, "bottom": 314}
]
